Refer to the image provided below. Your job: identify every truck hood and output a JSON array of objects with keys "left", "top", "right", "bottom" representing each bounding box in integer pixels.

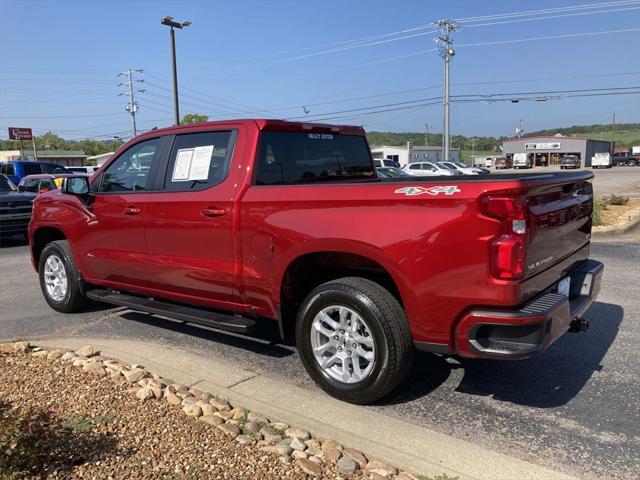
[{"left": 0, "top": 191, "right": 36, "bottom": 203}]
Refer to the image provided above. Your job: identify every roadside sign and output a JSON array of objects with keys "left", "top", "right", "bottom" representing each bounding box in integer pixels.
[{"left": 8, "top": 127, "right": 33, "bottom": 141}]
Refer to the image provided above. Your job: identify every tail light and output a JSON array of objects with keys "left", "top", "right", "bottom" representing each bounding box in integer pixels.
[{"left": 480, "top": 196, "right": 528, "bottom": 280}]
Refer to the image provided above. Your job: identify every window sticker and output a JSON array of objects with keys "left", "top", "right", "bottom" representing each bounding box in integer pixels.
[
  {"left": 53, "top": 177, "right": 63, "bottom": 187},
  {"left": 188, "top": 145, "right": 214, "bottom": 181},
  {"left": 308, "top": 133, "right": 334, "bottom": 140},
  {"left": 172, "top": 148, "right": 194, "bottom": 181}
]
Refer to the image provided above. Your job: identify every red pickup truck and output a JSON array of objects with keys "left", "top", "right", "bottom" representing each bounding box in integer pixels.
[{"left": 29, "top": 119, "right": 603, "bottom": 403}]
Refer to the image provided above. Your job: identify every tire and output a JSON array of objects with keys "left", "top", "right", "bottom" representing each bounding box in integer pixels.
[
  {"left": 39, "top": 240, "right": 88, "bottom": 313},
  {"left": 295, "top": 277, "right": 413, "bottom": 404},
  {"left": 628, "top": 160, "right": 636, "bottom": 166}
]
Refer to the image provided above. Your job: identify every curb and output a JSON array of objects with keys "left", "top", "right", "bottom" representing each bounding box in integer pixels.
[
  {"left": 17, "top": 336, "right": 580, "bottom": 480},
  {"left": 592, "top": 211, "right": 640, "bottom": 237}
]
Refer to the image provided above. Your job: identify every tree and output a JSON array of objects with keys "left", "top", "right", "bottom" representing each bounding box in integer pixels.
[{"left": 181, "top": 113, "right": 209, "bottom": 124}]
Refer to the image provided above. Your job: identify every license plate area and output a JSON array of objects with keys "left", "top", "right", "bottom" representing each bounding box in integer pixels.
[{"left": 557, "top": 277, "right": 571, "bottom": 298}]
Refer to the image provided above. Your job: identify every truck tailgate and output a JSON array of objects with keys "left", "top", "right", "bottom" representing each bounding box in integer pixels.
[{"left": 525, "top": 174, "right": 593, "bottom": 279}]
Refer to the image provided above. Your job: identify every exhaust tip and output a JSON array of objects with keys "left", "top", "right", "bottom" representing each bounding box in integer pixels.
[{"left": 569, "top": 317, "right": 590, "bottom": 333}]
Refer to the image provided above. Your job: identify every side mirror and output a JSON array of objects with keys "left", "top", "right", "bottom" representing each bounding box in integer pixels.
[
  {"left": 62, "top": 176, "right": 90, "bottom": 195},
  {"left": 17, "top": 185, "right": 26, "bottom": 192}
]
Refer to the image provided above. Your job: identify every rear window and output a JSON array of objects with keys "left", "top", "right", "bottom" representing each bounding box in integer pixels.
[
  {"left": 255, "top": 131, "right": 374, "bottom": 185},
  {"left": 23, "top": 164, "right": 43, "bottom": 175},
  {"left": 41, "top": 164, "right": 67, "bottom": 174}
]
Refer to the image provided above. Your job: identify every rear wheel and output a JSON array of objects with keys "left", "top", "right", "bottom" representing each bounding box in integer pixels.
[
  {"left": 39, "top": 240, "right": 88, "bottom": 313},
  {"left": 628, "top": 160, "right": 636, "bottom": 166},
  {"left": 296, "top": 277, "right": 413, "bottom": 404}
]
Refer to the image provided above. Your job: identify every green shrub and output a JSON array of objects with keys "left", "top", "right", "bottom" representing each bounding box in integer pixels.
[
  {"left": 593, "top": 197, "right": 606, "bottom": 226},
  {"left": 604, "top": 194, "right": 629, "bottom": 206}
]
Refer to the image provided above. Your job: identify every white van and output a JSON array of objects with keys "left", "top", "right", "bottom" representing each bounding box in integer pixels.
[
  {"left": 513, "top": 153, "right": 532, "bottom": 169},
  {"left": 591, "top": 152, "right": 611, "bottom": 169}
]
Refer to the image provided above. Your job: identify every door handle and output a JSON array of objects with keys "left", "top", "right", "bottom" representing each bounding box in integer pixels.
[
  {"left": 124, "top": 206, "right": 141, "bottom": 215},
  {"left": 201, "top": 207, "right": 226, "bottom": 217}
]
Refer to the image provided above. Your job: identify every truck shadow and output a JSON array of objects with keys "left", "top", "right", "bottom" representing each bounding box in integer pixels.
[
  {"left": 383, "top": 301, "right": 622, "bottom": 408},
  {"left": 118, "top": 310, "right": 295, "bottom": 359}
]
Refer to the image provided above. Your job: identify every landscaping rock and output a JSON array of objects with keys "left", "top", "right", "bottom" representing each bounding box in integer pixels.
[
  {"left": 214, "top": 410, "right": 234, "bottom": 421},
  {"left": 290, "top": 437, "right": 307, "bottom": 451},
  {"left": 244, "top": 421, "right": 261, "bottom": 433},
  {"left": 395, "top": 472, "right": 420, "bottom": 480},
  {"left": 305, "top": 438, "right": 322, "bottom": 450},
  {"left": 61, "top": 351, "right": 76, "bottom": 361},
  {"left": 83, "top": 362, "right": 107, "bottom": 377},
  {"left": 235, "top": 434, "right": 254, "bottom": 445},
  {"left": 181, "top": 396, "right": 197, "bottom": 407},
  {"left": 183, "top": 404, "right": 202, "bottom": 417},
  {"left": 32, "top": 350, "right": 49, "bottom": 357},
  {"left": 248, "top": 411, "right": 271, "bottom": 424},
  {"left": 325, "top": 448, "right": 342, "bottom": 464},
  {"left": 164, "top": 390, "right": 182, "bottom": 406},
  {"left": 209, "top": 398, "right": 230, "bottom": 411},
  {"left": 260, "top": 425, "right": 283, "bottom": 443},
  {"left": 47, "top": 350, "right": 64, "bottom": 361},
  {"left": 75, "top": 345, "right": 94, "bottom": 357},
  {"left": 369, "top": 472, "right": 389, "bottom": 480},
  {"left": 285, "top": 428, "right": 311, "bottom": 440},
  {"left": 123, "top": 368, "right": 145, "bottom": 383},
  {"left": 365, "top": 460, "right": 398, "bottom": 477},
  {"left": 13, "top": 341, "right": 30, "bottom": 353},
  {"left": 0, "top": 343, "right": 14, "bottom": 353},
  {"left": 136, "top": 387, "right": 154, "bottom": 401},
  {"left": 336, "top": 456, "right": 358, "bottom": 475},
  {"left": 217, "top": 423, "right": 240, "bottom": 438},
  {"left": 343, "top": 448, "right": 367, "bottom": 468},
  {"left": 296, "top": 458, "right": 322, "bottom": 477},
  {"left": 292, "top": 450, "right": 309, "bottom": 460},
  {"left": 196, "top": 401, "right": 214, "bottom": 416},
  {"left": 199, "top": 415, "right": 224, "bottom": 427}
]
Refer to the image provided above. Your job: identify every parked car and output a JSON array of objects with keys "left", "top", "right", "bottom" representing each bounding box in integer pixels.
[
  {"left": 0, "top": 174, "right": 35, "bottom": 240},
  {"left": 374, "top": 159, "right": 400, "bottom": 169},
  {"left": 560, "top": 155, "right": 581, "bottom": 169},
  {"left": 610, "top": 152, "right": 640, "bottom": 166},
  {"left": 376, "top": 167, "right": 410, "bottom": 178},
  {"left": 29, "top": 119, "right": 603, "bottom": 404},
  {"left": 513, "top": 153, "right": 533, "bottom": 169},
  {"left": 0, "top": 161, "right": 69, "bottom": 185},
  {"left": 403, "top": 161, "right": 460, "bottom": 176},
  {"left": 591, "top": 152, "right": 611, "bottom": 169},
  {"left": 67, "top": 166, "right": 99, "bottom": 174},
  {"left": 494, "top": 157, "right": 513, "bottom": 169},
  {"left": 438, "top": 161, "right": 489, "bottom": 175},
  {"left": 18, "top": 173, "right": 89, "bottom": 195}
]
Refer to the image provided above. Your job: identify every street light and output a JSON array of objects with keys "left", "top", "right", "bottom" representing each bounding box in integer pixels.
[{"left": 161, "top": 16, "right": 191, "bottom": 125}]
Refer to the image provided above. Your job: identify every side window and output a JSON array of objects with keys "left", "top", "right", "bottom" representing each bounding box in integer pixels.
[
  {"left": 99, "top": 137, "right": 162, "bottom": 192},
  {"left": 23, "top": 164, "right": 43, "bottom": 175},
  {"left": 23, "top": 178, "right": 40, "bottom": 192},
  {"left": 409, "top": 164, "right": 419, "bottom": 170},
  {"left": 163, "top": 130, "right": 233, "bottom": 191},
  {"left": 42, "top": 164, "right": 67, "bottom": 174},
  {"left": 39, "top": 179, "right": 56, "bottom": 191}
]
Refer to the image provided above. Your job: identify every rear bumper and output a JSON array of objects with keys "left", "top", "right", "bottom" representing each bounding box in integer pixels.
[{"left": 452, "top": 259, "right": 603, "bottom": 359}]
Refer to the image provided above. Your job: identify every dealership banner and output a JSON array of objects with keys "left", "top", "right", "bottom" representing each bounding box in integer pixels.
[
  {"left": 525, "top": 142, "right": 561, "bottom": 150},
  {"left": 8, "top": 127, "right": 33, "bottom": 141}
]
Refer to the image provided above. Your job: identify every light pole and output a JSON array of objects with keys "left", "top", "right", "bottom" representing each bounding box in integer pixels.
[{"left": 161, "top": 16, "right": 191, "bottom": 125}]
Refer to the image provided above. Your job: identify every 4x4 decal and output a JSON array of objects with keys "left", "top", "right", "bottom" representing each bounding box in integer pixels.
[{"left": 394, "top": 186, "right": 461, "bottom": 196}]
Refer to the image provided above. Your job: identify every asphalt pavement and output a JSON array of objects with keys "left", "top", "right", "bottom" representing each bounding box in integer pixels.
[{"left": 1, "top": 231, "right": 638, "bottom": 480}]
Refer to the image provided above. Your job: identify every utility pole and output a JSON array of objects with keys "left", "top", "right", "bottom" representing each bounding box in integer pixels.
[
  {"left": 161, "top": 16, "right": 191, "bottom": 125},
  {"left": 471, "top": 136, "right": 475, "bottom": 159},
  {"left": 435, "top": 19, "right": 457, "bottom": 162},
  {"left": 424, "top": 123, "right": 429, "bottom": 146},
  {"left": 117, "top": 69, "right": 145, "bottom": 137},
  {"left": 515, "top": 119, "right": 524, "bottom": 138},
  {"left": 611, "top": 112, "right": 616, "bottom": 145}
]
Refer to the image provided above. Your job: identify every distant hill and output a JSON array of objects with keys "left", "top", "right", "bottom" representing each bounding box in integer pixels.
[{"left": 366, "top": 122, "right": 640, "bottom": 151}]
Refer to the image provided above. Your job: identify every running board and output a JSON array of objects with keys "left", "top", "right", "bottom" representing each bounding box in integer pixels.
[{"left": 86, "top": 289, "right": 256, "bottom": 334}]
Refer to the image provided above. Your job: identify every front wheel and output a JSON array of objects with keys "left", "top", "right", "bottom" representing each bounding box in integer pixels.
[
  {"left": 296, "top": 277, "right": 413, "bottom": 404},
  {"left": 628, "top": 160, "right": 636, "bottom": 166},
  {"left": 39, "top": 240, "right": 88, "bottom": 313}
]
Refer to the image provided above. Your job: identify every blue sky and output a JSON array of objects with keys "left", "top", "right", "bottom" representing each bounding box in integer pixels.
[{"left": 1, "top": 0, "right": 639, "bottom": 140}]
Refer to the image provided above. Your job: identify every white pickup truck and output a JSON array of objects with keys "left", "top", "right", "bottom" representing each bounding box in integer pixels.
[{"left": 591, "top": 152, "right": 611, "bottom": 169}]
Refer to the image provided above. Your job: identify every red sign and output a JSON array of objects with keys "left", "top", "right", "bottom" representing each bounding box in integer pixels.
[{"left": 8, "top": 127, "right": 33, "bottom": 140}]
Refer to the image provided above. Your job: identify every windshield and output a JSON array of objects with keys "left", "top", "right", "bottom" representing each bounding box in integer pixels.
[
  {"left": 453, "top": 162, "right": 468, "bottom": 168},
  {"left": 0, "top": 175, "right": 17, "bottom": 191}
]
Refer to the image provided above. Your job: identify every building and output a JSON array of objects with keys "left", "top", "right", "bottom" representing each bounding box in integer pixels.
[
  {"left": 0, "top": 150, "right": 88, "bottom": 167},
  {"left": 86, "top": 152, "right": 114, "bottom": 167},
  {"left": 501, "top": 136, "right": 611, "bottom": 168},
  {"left": 371, "top": 144, "right": 461, "bottom": 167}
]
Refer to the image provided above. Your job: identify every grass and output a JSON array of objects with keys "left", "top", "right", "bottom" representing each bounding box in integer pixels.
[{"left": 593, "top": 197, "right": 606, "bottom": 226}]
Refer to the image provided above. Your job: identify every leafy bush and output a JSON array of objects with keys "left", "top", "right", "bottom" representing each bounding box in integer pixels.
[
  {"left": 593, "top": 197, "right": 606, "bottom": 226},
  {"left": 603, "top": 194, "right": 629, "bottom": 206}
]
